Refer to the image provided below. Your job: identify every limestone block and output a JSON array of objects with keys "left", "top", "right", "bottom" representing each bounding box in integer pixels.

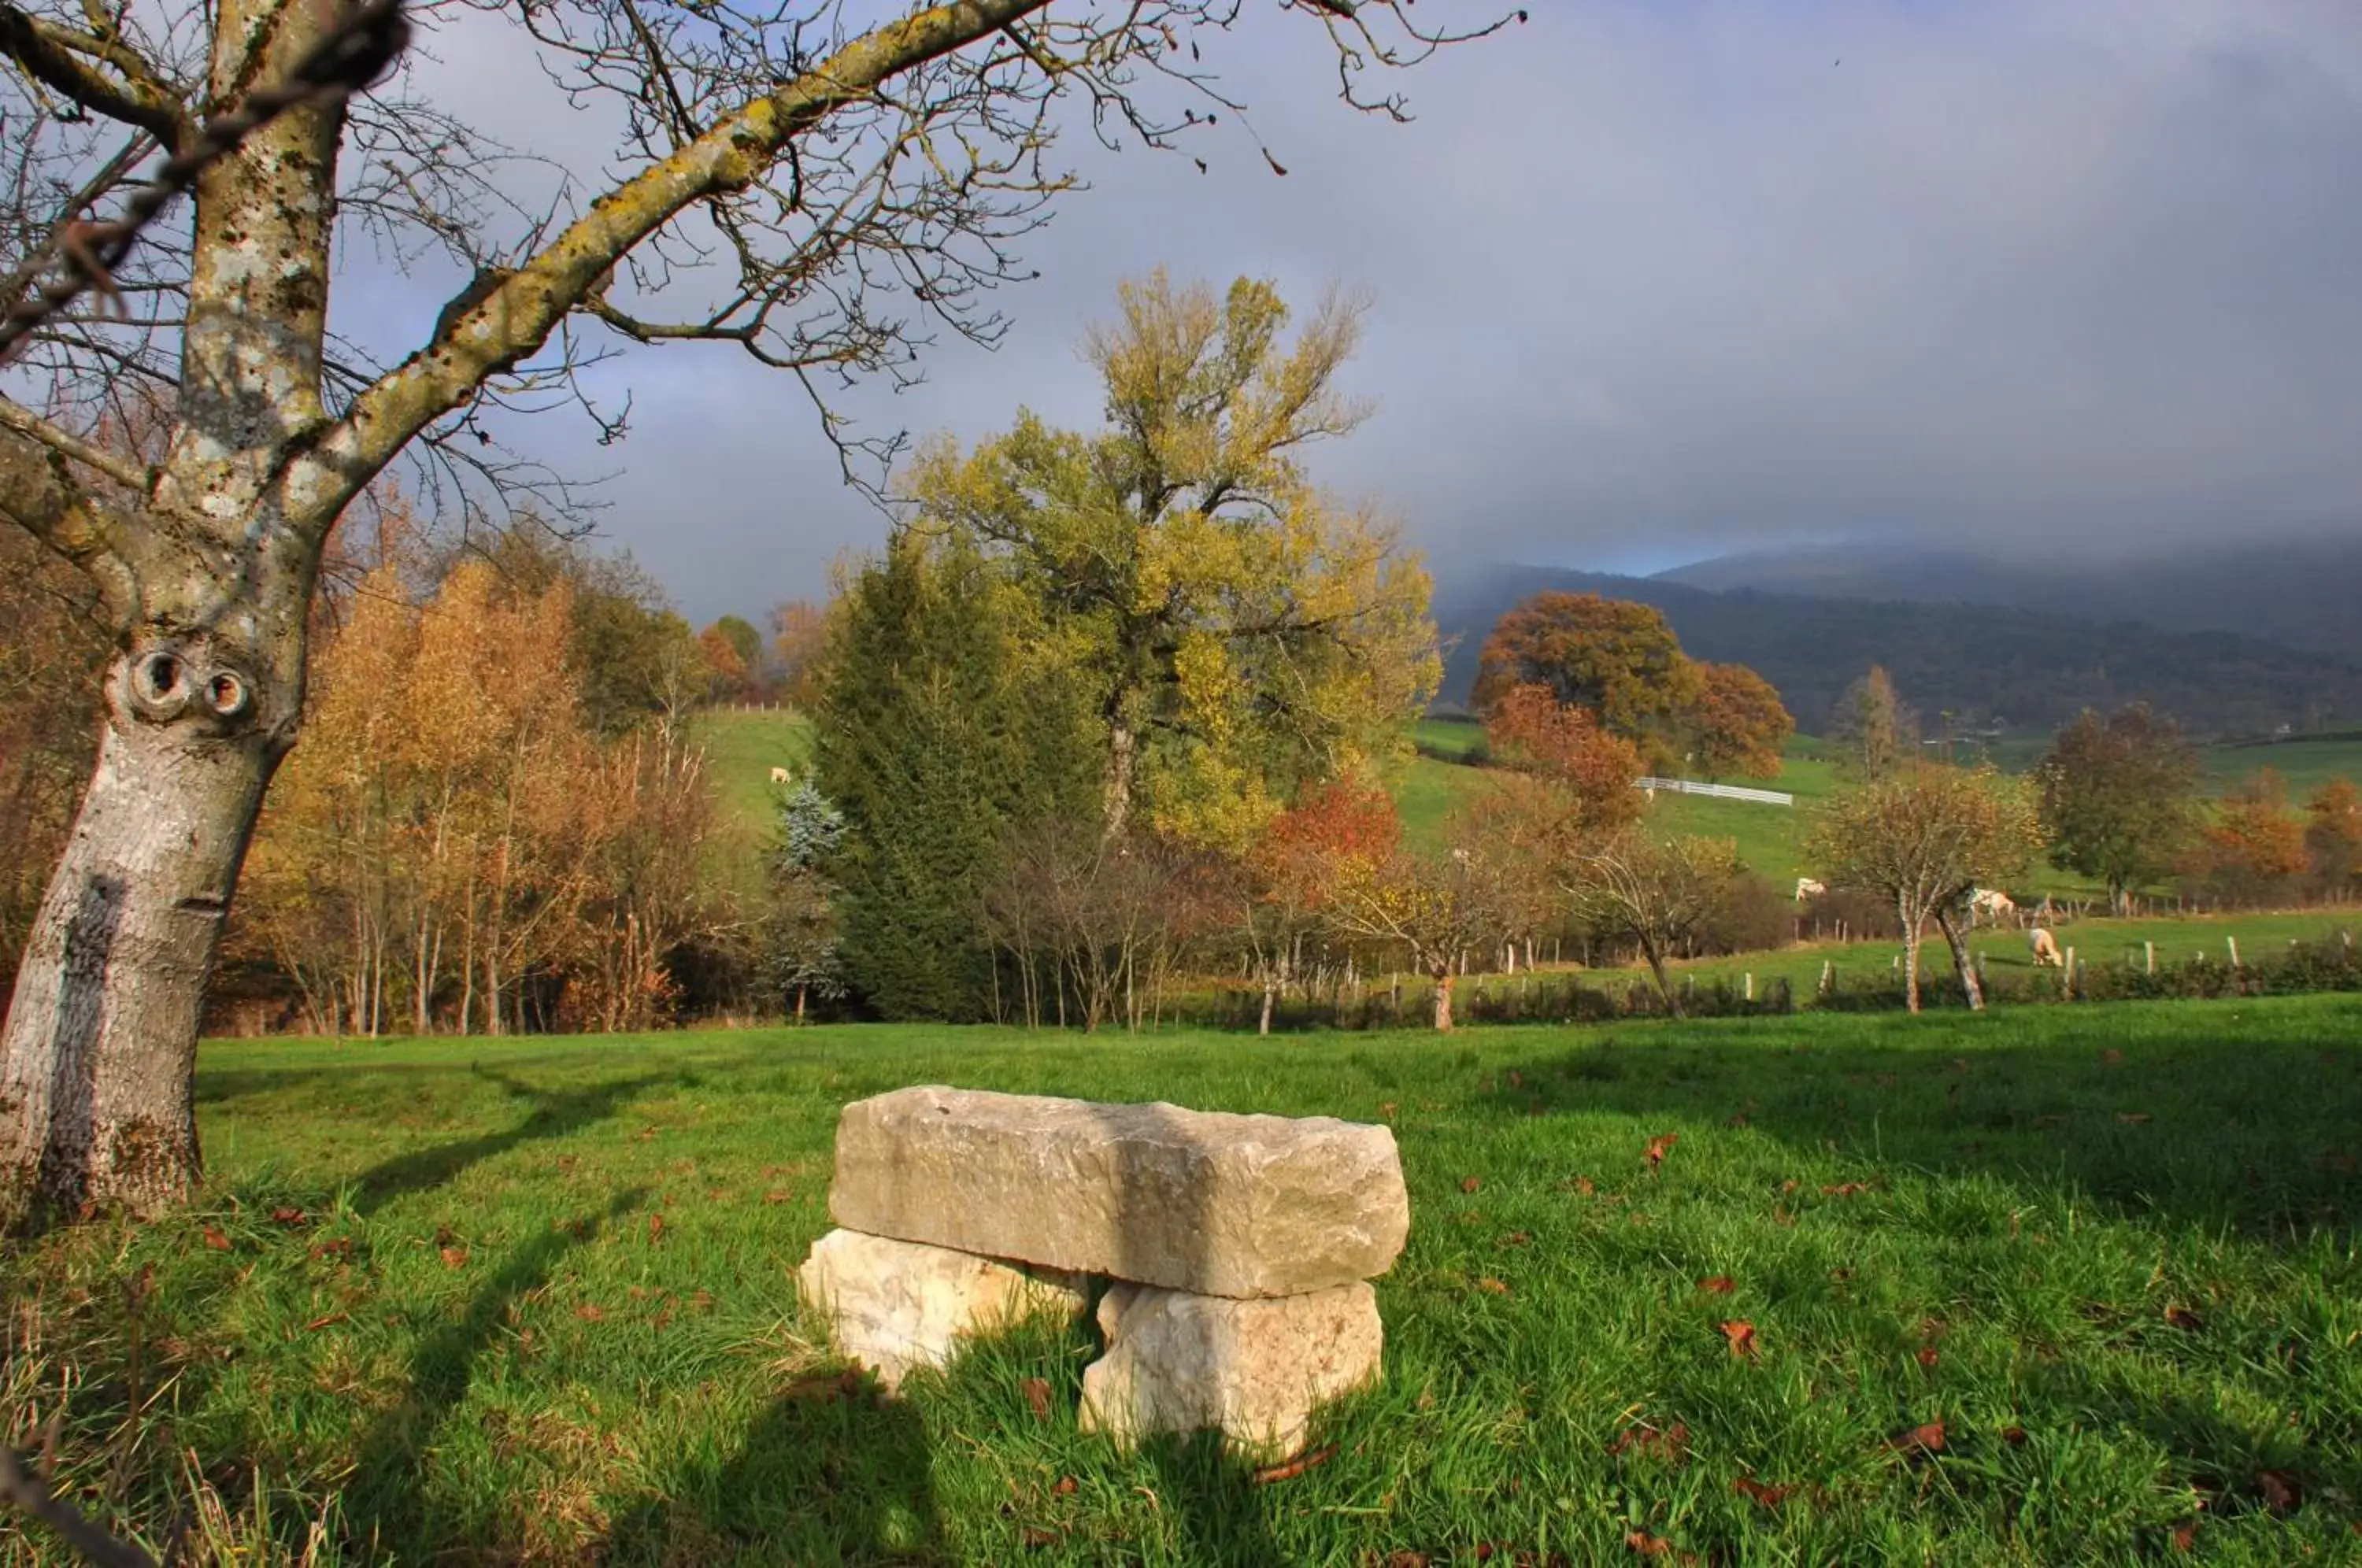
[
  {"left": 1079, "top": 1281, "right": 1383, "bottom": 1459},
  {"left": 796, "top": 1227, "right": 1087, "bottom": 1391},
  {"left": 828, "top": 1086, "right": 1407, "bottom": 1298}
]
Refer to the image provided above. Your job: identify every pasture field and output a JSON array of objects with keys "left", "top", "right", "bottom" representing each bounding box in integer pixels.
[
  {"left": 9, "top": 1002, "right": 2360, "bottom": 1564},
  {"left": 694, "top": 708, "right": 813, "bottom": 892},
  {"left": 2205, "top": 734, "right": 2362, "bottom": 801}
]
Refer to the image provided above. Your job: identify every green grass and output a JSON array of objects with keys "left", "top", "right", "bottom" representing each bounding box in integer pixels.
[
  {"left": 694, "top": 707, "right": 813, "bottom": 891},
  {"left": 9, "top": 1002, "right": 2361, "bottom": 1564},
  {"left": 2204, "top": 735, "right": 2362, "bottom": 801}
]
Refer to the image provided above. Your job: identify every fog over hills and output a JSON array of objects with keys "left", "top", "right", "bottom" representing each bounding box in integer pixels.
[
  {"left": 1430, "top": 561, "right": 2362, "bottom": 741},
  {"left": 1651, "top": 534, "right": 2362, "bottom": 660}
]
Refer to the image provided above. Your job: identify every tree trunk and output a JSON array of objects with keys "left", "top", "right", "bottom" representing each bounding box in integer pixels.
[
  {"left": 1642, "top": 942, "right": 1682, "bottom": 1019},
  {"left": 1899, "top": 900, "right": 1924, "bottom": 1014},
  {"left": 1259, "top": 974, "right": 1277, "bottom": 1036},
  {"left": 1431, "top": 970, "right": 1453, "bottom": 1031},
  {"left": 1935, "top": 907, "right": 1984, "bottom": 1011},
  {"left": 0, "top": 659, "right": 289, "bottom": 1225},
  {"left": 1104, "top": 717, "right": 1136, "bottom": 838}
]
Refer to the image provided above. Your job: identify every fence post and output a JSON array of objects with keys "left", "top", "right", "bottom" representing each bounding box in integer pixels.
[
  {"left": 2144, "top": 941, "right": 2155, "bottom": 975},
  {"left": 2227, "top": 936, "right": 2242, "bottom": 969},
  {"left": 1743, "top": 972, "right": 1753, "bottom": 1001}
]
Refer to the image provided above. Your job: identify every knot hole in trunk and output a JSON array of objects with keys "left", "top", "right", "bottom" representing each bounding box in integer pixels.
[{"left": 125, "top": 645, "right": 256, "bottom": 730}]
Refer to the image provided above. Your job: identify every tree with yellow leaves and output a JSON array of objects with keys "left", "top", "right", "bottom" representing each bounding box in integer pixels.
[{"left": 909, "top": 272, "right": 1439, "bottom": 848}]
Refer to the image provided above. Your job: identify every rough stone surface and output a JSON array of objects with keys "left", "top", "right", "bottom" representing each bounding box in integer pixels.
[
  {"left": 796, "top": 1227, "right": 1087, "bottom": 1391},
  {"left": 828, "top": 1086, "right": 1409, "bottom": 1298},
  {"left": 1079, "top": 1281, "right": 1383, "bottom": 1458}
]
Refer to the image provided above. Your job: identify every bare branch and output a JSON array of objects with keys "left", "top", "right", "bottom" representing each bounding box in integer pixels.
[
  {"left": 0, "top": 5, "right": 191, "bottom": 148},
  {"left": 0, "top": 390, "right": 148, "bottom": 487},
  {"left": 0, "top": 1439, "right": 160, "bottom": 1568}
]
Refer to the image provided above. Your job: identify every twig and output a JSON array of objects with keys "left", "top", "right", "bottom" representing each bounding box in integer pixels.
[{"left": 0, "top": 1441, "right": 161, "bottom": 1568}]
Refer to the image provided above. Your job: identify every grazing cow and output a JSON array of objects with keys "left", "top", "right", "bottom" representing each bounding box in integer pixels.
[
  {"left": 2027, "top": 927, "right": 2063, "bottom": 967},
  {"left": 1643, "top": 786, "right": 1657, "bottom": 803},
  {"left": 769, "top": 767, "right": 791, "bottom": 785},
  {"left": 1794, "top": 877, "right": 1827, "bottom": 903},
  {"left": 1968, "top": 887, "right": 2016, "bottom": 926}
]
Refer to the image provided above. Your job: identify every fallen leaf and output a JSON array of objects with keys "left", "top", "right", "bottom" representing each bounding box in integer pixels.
[
  {"left": 1565, "top": 1177, "right": 1596, "bottom": 1196},
  {"left": 1645, "top": 1133, "right": 1679, "bottom": 1169},
  {"left": 271, "top": 1206, "right": 308, "bottom": 1227},
  {"left": 1609, "top": 1420, "right": 1690, "bottom": 1462},
  {"left": 1379, "top": 1555, "right": 1429, "bottom": 1568},
  {"left": 690, "top": 1289, "right": 713, "bottom": 1311},
  {"left": 2257, "top": 1470, "right": 2300, "bottom": 1514},
  {"left": 1379, "top": 1102, "right": 1398, "bottom": 1119},
  {"left": 1499, "top": 1231, "right": 1531, "bottom": 1248},
  {"left": 310, "top": 1237, "right": 353, "bottom": 1260},
  {"left": 201, "top": 1224, "right": 231, "bottom": 1252},
  {"left": 2001, "top": 1426, "right": 2028, "bottom": 1446},
  {"left": 2164, "top": 1304, "right": 2202, "bottom": 1331},
  {"left": 1022, "top": 1525, "right": 1058, "bottom": 1548},
  {"left": 1461, "top": 1175, "right": 1483, "bottom": 1194},
  {"left": 1821, "top": 1182, "right": 1868, "bottom": 1197},
  {"left": 2101, "top": 1048, "right": 2125, "bottom": 1066},
  {"left": 763, "top": 1189, "right": 793, "bottom": 1204},
  {"left": 576, "top": 1304, "right": 605, "bottom": 1322},
  {"left": 1250, "top": 1443, "right": 1337, "bottom": 1485},
  {"left": 2116, "top": 1112, "right": 2153, "bottom": 1126},
  {"left": 1916, "top": 1346, "right": 1940, "bottom": 1369},
  {"left": 2170, "top": 1520, "right": 2199, "bottom": 1552},
  {"left": 1697, "top": 1275, "right": 1735, "bottom": 1295},
  {"left": 1886, "top": 1421, "right": 1946, "bottom": 1456},
  {"left": 1830, "top": 1267, "right": 1855, "bottom": 1281},
  {"left": 302, "top": 1311, "right": 347, "bottom": 1332},
  {"left": 1475, "top": 1277, "right": 1511, "bottom": 1296},
  {"left": 1623, "top": 1529, "right": 1674, "bottom": 1557},
  {"left": 1052, "top": 1475, "right": 1077, "bottom": 1496},
  {"left": 1731, "top": 1476, "right": 1789, "bottom": 1507},
  {"left": 1720, "top": 1320, "right": 1758, "bottom": 1359},
  {"left": 439, "top": 1245, "right": 468, "bottom": 1268},
  {"left": 1021, "top": 1378, "right": 1052, "bottom": 1420}
]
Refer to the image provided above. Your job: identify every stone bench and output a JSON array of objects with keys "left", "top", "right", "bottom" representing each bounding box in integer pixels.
[{"left": 797, "top": 1085, "right": 1409, "bottom": 1457}]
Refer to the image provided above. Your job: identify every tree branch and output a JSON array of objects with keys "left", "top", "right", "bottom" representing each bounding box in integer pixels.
[
  {"left": 0, "top": 1441, "right": 160, "bottom": 1568},
  {"left": 0, "top": 392, "right": 150, "bottom": 488},
  {"left": 321, "top": 0, "right": 1055, "bottom": 505},
  {"left": 0, "top": 5, "right": 192, "bottom": 149},
  {"left": 0, "top": 416, "right": 136, "bottom": 619}
]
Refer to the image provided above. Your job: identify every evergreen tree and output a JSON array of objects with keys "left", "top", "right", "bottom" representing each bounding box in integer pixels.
[
  {"left": 812, "top": 534, "right": 1097, "bottom": 1019},
  {"left": 764, "top": 778, "right": 847, "bottom": 1023}
]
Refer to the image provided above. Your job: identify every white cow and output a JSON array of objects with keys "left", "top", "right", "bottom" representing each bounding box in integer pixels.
[
  {"left": 769, "top": 767, "right": 791, "bottom": 785},
  {"left": 1968, "top": 887, "right": 2016, "bottom": 926},
  {"left": 1794, "top": 877, "right": 1827, "bottom": 903},
  {"left": 2027, "top": 927, "right": 2063, "bottom": 967}
]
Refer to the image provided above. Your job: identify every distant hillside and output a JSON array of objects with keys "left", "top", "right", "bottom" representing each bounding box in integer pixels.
[
  {"left": 1657, "top": 536, "right": 2362, "bottom": 660},
  {"left": 1431, "top": 565, "right": 2362, "bottom": 740}
]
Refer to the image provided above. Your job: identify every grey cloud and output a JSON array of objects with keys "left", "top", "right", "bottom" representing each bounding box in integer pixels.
[{"left": 354, "top": 1, "right": 2362, "bottom": 621}]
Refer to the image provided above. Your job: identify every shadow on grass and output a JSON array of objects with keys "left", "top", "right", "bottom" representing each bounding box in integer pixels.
[
  {"left": 344, "top": 1066, "right": 681, "bottom": 1212},
  {"left": 602, "top": 1378, "right": 942, "bottom": 1566},
  {"left": 1478, "top": 1005, "right": 2362, "bottom": 1242},
  {"left": 335, "top": 1187, "right": 647, "bottom": 1556}
]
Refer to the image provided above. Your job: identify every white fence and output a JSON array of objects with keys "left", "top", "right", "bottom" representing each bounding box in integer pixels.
[{"left": 1637, "top": 775, "right": 1795, "bottom": 808}]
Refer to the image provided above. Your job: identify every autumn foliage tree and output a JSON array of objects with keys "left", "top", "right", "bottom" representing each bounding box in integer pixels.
[
  {"left": 1324, "top": 829, "right": 1512, "bottom": 1031},
  {"left": 1235, "top": 777, "right": 1400, "bottom": 1034},
  {"left": 1807, "top": 764, "right": 2044, "bottom": 1012},
  {"left": 1560, "top": 831, "right": 1747, "bottom": 1017},
  {"left": 2189, "top": 770, "right": 2308, "bottom": 907},
  {"left": 2306, "top": 778, "right": 2362, "bottom": 900},
  {"left": 1828, "top": 666, "right": 1915, "bottom": 782},
  {"left": 1686, "top": 662, "right": 1795, "bottom": 781},
  {"left": 0, "top": 0, "right": 1516, "bottom": 1223},
  {"left": 1472, "top": 594, "right": 1698, "bottom": 768},
  {"left": 908, "top": 271, "right": 1439, "bottom": 848}
]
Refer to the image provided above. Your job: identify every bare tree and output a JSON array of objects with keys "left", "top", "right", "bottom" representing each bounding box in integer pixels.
[
  {"left": 1325, "top": 836, "right": 1509, "bottom": 1031},
  {"left": 1561, "top": 830, "right": 1743, "bottom": 1019},
  {"left": 0, "top": 0, "right": 1520, "bottom": 1224}
]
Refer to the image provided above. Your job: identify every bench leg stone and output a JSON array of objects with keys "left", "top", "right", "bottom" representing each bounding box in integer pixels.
[
  {"left": 797, "top": 1228, "right": 1088, "bottom": 1391},
  {"left": 1079, "top": 1280, "right": 1382, "bottom": 1459}
]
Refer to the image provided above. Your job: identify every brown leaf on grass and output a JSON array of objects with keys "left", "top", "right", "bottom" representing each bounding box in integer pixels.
[
  {"left": 649, "top": 1212, "right": 666, "bottom": 1244},
  {"left": 2101, "top": 1048, "right": 2125, "bottom": 1066},
  {"left": 1499, "top": 1231, "right": 1531, "bottom": 1248},
  {"left": 2116, "top": 1112, "right": 2153, "bottom": 1126},
  {"left": 1379, "top": 1101, "right": 1398, "bottom": 1119},
  {"left": 1720, "top": 1320, "right": 1758, "bottom": 1359},
  {"left": 1375, "top": 1554, "right": 1429, "bottom": 1568},
  {"left": 201, "top": 1224, "right": 231, "bottom": 1252},
  {"left": 2170, "top": 1520, "right": 2200, "bottom": 1552},
  {"left": 310, "top": 1237, "right": 353, "bottom": 1261},
  {"left": 2164, "top": 1304, "right": 2203, "bottom": 1330},
  {"left": 1563, "top": 1176, "right": 1597, "bottom": 1196},
  {"left": 1831, "top": 1267, "right": 1855, "bottom": 1282},
  {"left": 439, "top": 1245, "right": 468, "bottom": 1269},
  {"left": 690, "top": 1289, "right": 714, "bottom": 1311},
  {"left": 271, "top": 1206, "right": 308, "bottom": 1227},
  {"left": 1623, "top": 1529, "right": 1674, "bottom": 1558},
  {"left": 1461, "top": 1175, "right": 1483, "bottom": 1193},
  {"left": 302, "top": 1311, "right": 348, "bottom": 1333},
  {"left": 763, "top": 1189, "right": 794, "bottom": 1205},
  {"left": 2257, "top": 1470, "right": 2301, "bottom": 1514},
  {"left": 1731, "top": 1476, "right": 1790, "bottom": 1508},
  {"left": 635, "top": 1125, "right": 659, "bottom": 1141},
  {"left": 1886, "top": 1421, "right": 1946, "bottom": 1456},
  {"left": 1250, "top": 1443, "right": 1337, "bottom": 1485},
  {"left": 1916, "top": 1346, "right": 1941, "bottom": 1369},
  {"left": 576, "top": 1304, "right": 605, "bottom": 1322},
  {"left": 1609, "top": 1420, "right": 1690, "bottom": 1462},
  {"left": 1053, "top": 1475, "right": 1078, "bottom": 1496},
  {"left": 1697, "top": 1275, "right": 1735, "bottom": 1295},
  {"left": 1475, "top": 1277, "right": 1511, "bottom": 1296},
  {"left": 1020, "top": 1378, "right": 1052, "bottom": 1420},
  {"left": 1021, "top": 1526, "right": 1059, "bottom": 1548},
  {"left": 1821, "top": 1182, "right": 1869, "bottom": 1197},
  {"left": 1644, "top": 1133, "right": 1679, "bottom": 1169},
  {"left": 2001, "top": 1426, "right": 2028, "bottom": 1446}
]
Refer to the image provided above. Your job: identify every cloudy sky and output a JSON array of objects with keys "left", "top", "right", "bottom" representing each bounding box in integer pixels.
[{"left": 361, "top": 0, "right": 2362, "bottom": 625}]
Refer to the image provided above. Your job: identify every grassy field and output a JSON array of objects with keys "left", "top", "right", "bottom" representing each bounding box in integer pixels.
[
  {"left": 694, "top": 708, "right": 814, "bottom": 893},
  {"left": 8, "top": 1002, "right": 2360, "bottom": 1564},
  {"left": 2204, "top": 734, "right": 2362, "bottom": 801}
]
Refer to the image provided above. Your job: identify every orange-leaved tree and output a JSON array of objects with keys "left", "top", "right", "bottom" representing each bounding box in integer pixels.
[
  {"left": 1686, "top": 661, "right": 1794, "bottom": 782},
  {"left": 2192, "top": 770, "right": 2308, "bottom": 906},
  {"left": 2306, "top": 778, "right": 2362, "bottom": 900},
  {"left": 1236, "top": 778, "right": 1399, "bottom": 1035},
  {"left": 1472, "top": 594, "right": 1698, "bottom": 768}
]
